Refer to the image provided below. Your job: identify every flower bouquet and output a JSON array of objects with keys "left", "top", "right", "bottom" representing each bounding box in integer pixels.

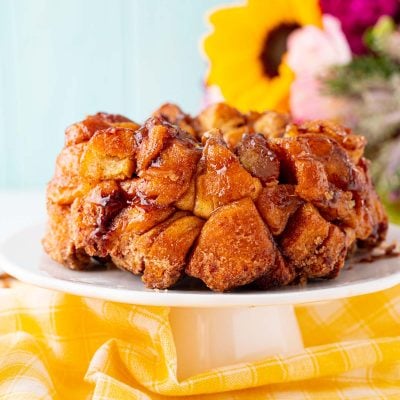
[{"left": 202, "top": 0, "right": 400, "bottom": 222}]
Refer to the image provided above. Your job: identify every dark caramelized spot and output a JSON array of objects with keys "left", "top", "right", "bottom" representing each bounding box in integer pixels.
[
  {"left": 134, "top": 116, "right": 198, "bottom": 171},
  {"left": 259, "top": 23, "right": 300, "bottom": 78},
  {"left": 236, "top": 134, "right": 279, "bottom": 184},
  {"left": 90, "top": 189, "right": 128, "bottom": 239},
  {"left": 256, "top": 184, "right": 303, "bottom": 236},
  {"left": 268, "top": 141, "right": 298, "bottom": 184}
]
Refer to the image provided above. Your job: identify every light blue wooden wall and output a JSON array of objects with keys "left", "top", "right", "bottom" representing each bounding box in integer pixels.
[{"left": 0, "top": 0, "right": 228, "bottom": 189}]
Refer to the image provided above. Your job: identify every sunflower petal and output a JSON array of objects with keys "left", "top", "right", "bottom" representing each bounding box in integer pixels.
[{"left": 203, "top": 0, "right": 322, "bottom": 112}]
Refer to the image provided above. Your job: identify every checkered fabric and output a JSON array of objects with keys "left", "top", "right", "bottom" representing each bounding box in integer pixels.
[{"left": 0, "top": 283, "right": 399, "bottom": 399}]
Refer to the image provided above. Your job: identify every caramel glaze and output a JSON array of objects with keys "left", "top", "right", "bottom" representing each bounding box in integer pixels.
[{"left": 43, "top": 103, "right": 388, "bottom": 292}]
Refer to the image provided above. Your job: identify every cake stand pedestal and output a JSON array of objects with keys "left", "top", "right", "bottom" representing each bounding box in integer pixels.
[{"left": 170, "top": 305, "right": 303, "bottom": 379}]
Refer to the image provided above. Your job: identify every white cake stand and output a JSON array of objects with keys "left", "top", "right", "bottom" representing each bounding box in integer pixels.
[{"left": 1, "top": 224, "right": 400, "bottom": 379}]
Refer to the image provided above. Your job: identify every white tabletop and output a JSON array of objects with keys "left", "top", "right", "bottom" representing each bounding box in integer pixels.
[{"left": 0, "top": 190, "right": 46, "bottom": 242}]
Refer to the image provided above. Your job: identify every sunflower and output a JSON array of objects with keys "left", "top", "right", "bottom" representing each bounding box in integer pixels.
[{"left": 203, "top": 0, "right": 322, "bottom": 112}]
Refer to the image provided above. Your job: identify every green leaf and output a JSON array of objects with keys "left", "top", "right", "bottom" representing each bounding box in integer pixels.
[
  {"left": 364, "top": 16, "right": 396, "bottom": 52},
  {"left": 322, "top": 55, "right": 400, "bottom": 96},
  {"left": 383, "top": 199, "right": 400, "bottom": 226}
]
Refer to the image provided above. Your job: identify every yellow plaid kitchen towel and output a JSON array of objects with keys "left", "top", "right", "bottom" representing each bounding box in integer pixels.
[{"left": 0, "top": 283, "right": 399, "bottom": 400}]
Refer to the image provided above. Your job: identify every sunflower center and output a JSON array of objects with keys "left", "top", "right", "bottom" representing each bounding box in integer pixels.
[{"left": 259, "top": 23, "right": 300, "bottom": 78}]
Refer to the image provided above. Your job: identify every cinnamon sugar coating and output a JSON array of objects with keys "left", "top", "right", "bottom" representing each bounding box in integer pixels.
[{"left": 43, "top": 103, "right": 388, "bottom": 291}]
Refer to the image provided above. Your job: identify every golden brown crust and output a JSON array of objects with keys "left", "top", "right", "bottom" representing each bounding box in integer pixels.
[
  {"left": 255, "top": 250, "right": 295, "bottom": 289},
  {"left": 43, "top": 103, "right": 388, "bottom": 292},
  {"left": 195, "top": 103, "right": 250, "bottom": 148},
  {"left": 297, "top": 120, "right": 366, "bottom": 164},
  {"left": 110, "top": 211, "right": 203, "bottom": 289},
  {"left": 194, "top": 136, "right": 262, "bottom": 218},
  {"left": 109, "top": 211, "right": 186, "bottom": 276},
  {"left": 279, "top": 204, "right": 347, "bottom": 279},
  {"left": 142, "top": 214, "right": 204, "bottom": 289},
  {"left": 256, "top": 184, "right": 303, "bottom": 236},
  {"left": 64, "top": 112, "right": 136, "bottom": 146},
  {"left": 134, "top": 118, "right": 201, "bottom": 207},
  {"left": 47, "top": 143, "right": 90, "bottom": 205},
  {"left": 70, "top": 181, "right": 127, "bottom": 257},
  {"left": 253, "top": 110, "right": 290, "bottom": 138},
  {"left": 80, "top": 127, "right": 137, "bottom": 181},
  {"left": 187, "top": 198, "right": 277, "bottom": 292},
  {"left": 152, "top": 103, "right": 197, "bottom": 138},
  {"left": 107, "top": 203, "right": 176, "bottom": 274},
  {"left": 42, "top": 201, "right": 91, "bottom": 269}
]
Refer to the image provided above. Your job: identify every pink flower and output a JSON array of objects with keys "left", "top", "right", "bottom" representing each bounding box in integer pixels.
[
  {"left": 201, "top": 84, "right": 224, "bottom": 109},
  {"left": 287, "top": 15, "right": 351, "bottom": 121},
  {"left": 320, "top": 0, "right": 400, "bottom": 54}
]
